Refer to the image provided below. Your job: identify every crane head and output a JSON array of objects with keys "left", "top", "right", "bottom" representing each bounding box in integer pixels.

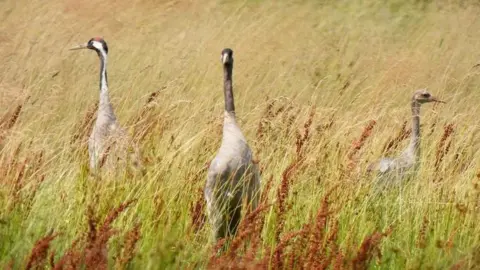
[
  {"left": 70, "top": 37, "right": 108, "bottom": 55},
  {"left": 221, "top": 48, "right": 233, "bottom": 65},
  {"left": 413, "top": 89, "right": 445, "bottom": 104}
]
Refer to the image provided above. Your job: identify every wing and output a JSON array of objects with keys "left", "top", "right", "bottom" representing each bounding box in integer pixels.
[
  {"left": 205, "top": 157, "right": 227, "bottom": 200},
  {"left": 367, "top": 157, "right": 395, "bottom": 174},
  {"left": 378, "top": 158, "right": 395, "bottom": 173}
]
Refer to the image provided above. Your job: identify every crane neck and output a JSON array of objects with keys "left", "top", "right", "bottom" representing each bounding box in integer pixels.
[
  {"left": 97, "top": 51, "right": 115, "bottom": 118},
  {"left": 223, "top": 63, "right": 235, "bottom": 116},
  {"left": 408, "top": 100, "right": 421, "bottom": 156}
]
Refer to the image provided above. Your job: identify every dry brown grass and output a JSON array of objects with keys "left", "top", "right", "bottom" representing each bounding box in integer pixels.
[{"left": 25, "top": 231, "right": 58, "bottom": 270}]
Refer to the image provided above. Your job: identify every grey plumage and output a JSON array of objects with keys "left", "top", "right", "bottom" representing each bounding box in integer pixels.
[
  {"left": 71, "top": 37, "right": 142, "bottom": 172},
  {"left": 204, "top": 48, "right": 261, "bottom": 242},
  {"left": 368, "top": 89, "right": 445, "bottom": 184}
]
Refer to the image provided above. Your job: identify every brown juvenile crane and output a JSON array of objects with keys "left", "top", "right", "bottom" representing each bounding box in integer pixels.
[
  {"left": 204, "top": 48, "right": 261, "bottom": 242},
  {"left": 70, "top": 37, "right": 141, "bottom": 172},
  {"left": 368, "top": 89, "right": 445, "bottom": 184}
]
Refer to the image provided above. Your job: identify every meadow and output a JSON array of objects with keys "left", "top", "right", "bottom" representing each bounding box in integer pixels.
[{"left": 1, "top": 0, "right": 480, "bottom": 269}]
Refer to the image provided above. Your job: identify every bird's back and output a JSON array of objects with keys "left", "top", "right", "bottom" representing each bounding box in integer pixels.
[
  {"left": 368, "top": 154, "right": 418, "bottom": 190},
  {"left": 212, "top": 112, "right": 253, "bottom": 176},
  {"left": 207, "top": 133, "right": 253, "bottom": 188},
  {"left": 205, "top": 112, "right": 259, "bottom": 202},
  {"left": 368, "top": 157, "right": 396, "bottom": 174},
  {"left": 89, "top": 117, "right": 141, "bottom": 172}
]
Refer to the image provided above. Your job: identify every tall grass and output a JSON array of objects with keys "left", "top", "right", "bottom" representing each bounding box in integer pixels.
[{"left": 1, "top": 0, "right": 480, "bottom": 268}]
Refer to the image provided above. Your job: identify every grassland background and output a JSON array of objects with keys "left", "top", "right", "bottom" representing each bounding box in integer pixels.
[{"left": 1, "top": 0, "right": 480, "bottom": 269}]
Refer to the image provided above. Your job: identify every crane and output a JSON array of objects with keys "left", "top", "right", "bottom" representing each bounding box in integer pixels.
[
  {"left": 204, "top": 48, "right": 261, "bottom": 242},
  {"left": 70, "top": 37, "right": 142, "bottom": 173},
  {"left": 368, "top": 89, "right": 445, "bottom": 184}
]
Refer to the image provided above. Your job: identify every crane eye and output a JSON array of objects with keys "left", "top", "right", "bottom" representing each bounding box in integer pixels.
[{"left": 422, "top": 93, "right": 431, "bottom": 98}]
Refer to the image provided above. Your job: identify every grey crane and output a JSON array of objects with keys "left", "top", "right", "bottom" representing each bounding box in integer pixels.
[
  {"left": 204, "top": 48, "right": 261, "bottom": 242},
  {"left": 368, "top": 89, "right": 445, "bottom": 183},
  {"left": 70, "top": 37, "right": 141, "bottom": 172}
]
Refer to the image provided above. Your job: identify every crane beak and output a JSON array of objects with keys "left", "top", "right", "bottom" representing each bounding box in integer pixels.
[
  {"left": 222, "top": 53, "right": 230, "bottom": 64},
  {"left": 430, "top": 96, "right": 446, "bottom": 103},
  {"left": 69, "top": 43, "right": 89, "bottom": 50}
]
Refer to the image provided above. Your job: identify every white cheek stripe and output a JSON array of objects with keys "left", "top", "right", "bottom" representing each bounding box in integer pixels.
[{"left": 92, "top": 41, "right": 103, "bottom": 50}]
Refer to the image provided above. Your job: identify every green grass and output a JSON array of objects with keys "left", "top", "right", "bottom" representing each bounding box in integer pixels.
[{"left": 1, "top": 0, "right": 480, "bottom": 268}]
